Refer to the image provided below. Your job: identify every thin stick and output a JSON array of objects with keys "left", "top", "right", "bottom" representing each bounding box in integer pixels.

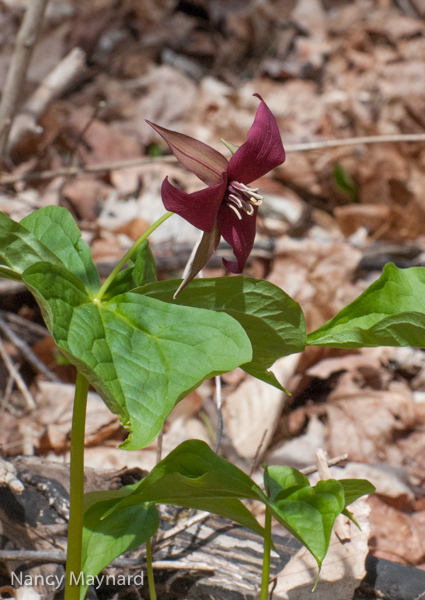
[
  {"left": 3, "top": 132, "right": 425, "bottom": 186},
  {"left": 0, "top": 550, "right": 214, "bottom": 572},
  {"left": 156, "top": 427, "right": 164, "bottom": 464},
  {"left": 64, "top": 100, "right": 106, "bottom": 166},
  {"left": 0, "top": 156, "right": 176, "bottom": 185},
  {"left": 156, "top": 511, "right": 210, "bottom": 544},
  {"left": 0, "top": 336, "right": 36, "bottom": 409},
  {"left": 0, "top": 0, "right": 50, "bottom": 158},
  {"left": 249, "top": 429, "right": 268, "bottom": 477},
  {"left": 300, "top": 453, "right": 348, "bottom": 475},
  {"left": 0, "top": 316, "right": 61, "bottom": 382},
  {"left": 213, "top": 375, "right": 223, "bottom": 453},
  {"left": 8, "top": 47, "right": 86, "bottom": 151}
]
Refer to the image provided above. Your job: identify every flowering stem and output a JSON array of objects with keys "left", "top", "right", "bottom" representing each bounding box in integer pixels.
[
  {"left": 260, "top": 507, "right": 272, "bottom": 600},
  {"left": 146, "top": 538, "right": 157, "bottom": 600},
  {"left": 95, "top": 211, "right": 174, "bottom": 302},
  {"left": 65, "top": 371, "right": 89, "bottom": 600}
]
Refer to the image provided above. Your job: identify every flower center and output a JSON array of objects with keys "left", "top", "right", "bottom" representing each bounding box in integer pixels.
[{"left": 225, "top": 181, "right": 263, "bottom": 220}]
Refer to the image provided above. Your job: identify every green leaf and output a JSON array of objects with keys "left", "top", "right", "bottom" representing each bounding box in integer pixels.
[
  {"left": 339, "top": 479, "right": 375, "bottom": 507},
  {"left": 266, "top": 480, "right": 345, "bottom": 570},
  {"left": 264, "top": 465, "right": 309, "bottom": 501},
  {"left": 132, "top": 240, "right": 157, "bottom": 286},
  {"left": 140, "top": 277, "right": 306, "bottom": 391},
  {"left": 101, "top": 267, "right": 135, "bottom": 300},
  {"left": 22, "top": 263, "right": 252, "bottom": 449},
  {"left": 0, "top": 211, "right": 63, "bottom": 275},
  {"left": 81, "top": 497, "right": 159, "bottom": 599},
  {"left": 0, "top": 266, "right": 22, "bottom": 281},
  {"left": 105, "top": 440, "right": 264, "bottom": 536},
  {"left": 333, "top": 164, "right": 358, "bottom": 201},
  {"left": 307, "top": 263, "right": 425, "bottom": 348},
  {"left": 21, "top": 206, "right": 100, "bottom": 296}
]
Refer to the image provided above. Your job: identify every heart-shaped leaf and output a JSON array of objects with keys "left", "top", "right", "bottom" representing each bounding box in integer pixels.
[
  {"left": 140, "top": 277, "right": 306, "bottom": 391},
  {"left": 22, "top": 263, "right": 252, "bottom": 448},
  {"left": 307, "top": 262, "right": 425, "bottom": 348}
]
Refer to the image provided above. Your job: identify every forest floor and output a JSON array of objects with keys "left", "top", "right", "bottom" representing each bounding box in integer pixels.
[{"left": 1, "top": 0, "right": 425, "bottom": 596}]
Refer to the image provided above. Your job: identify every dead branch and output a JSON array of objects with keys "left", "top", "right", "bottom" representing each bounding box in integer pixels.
[
  {"left": 8, "top": 47, "right": 86, "bottom": 152},
  {"left": 0, "top": 549, "right": 214, "bottom": 572},
  {"left": 0, "top": 0, "right": 50, "bottom": 159},
  {"left": 300, "top": 453, "right": 348, "bottom": 476},
  {"left": 0, "top": 336, "right": 36, "bottom": 410},
  {"left": 2, "top": 132, "right": 425, "bottom": 186},
  {"left": 0, "top": 316, "right": 61, "bottom": 383}
]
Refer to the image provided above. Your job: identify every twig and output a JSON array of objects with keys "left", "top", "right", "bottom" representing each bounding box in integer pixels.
[
  {"left": 156, "top": 511, "right": 210, "bottom": 544},
  {"left": 64, "top": 99, "right": 105, "bottom": 166},
  {"left": 0, "top": 550, "right": 214, "bottom": 572},
  {"left": 249, "top": 429, "right": 268, "bottom": 477},
  {"left": 8, "top": 47, "right": 86, "bottom": 152},
  {"left": 286, "top": 132, "right": 425, "bottom": 152},
  {"left": 213, "top": 375, "right": 223, "bottom": 454},
  {"left": 3, "top": 133, "right": 425, "bottom": 186},
  {"left": 156, "top": 427, "right": 163, "bottom": 465},
  {"left": 0, "top": 336, "right": 36, "bottom": 410},
  {"left": 0, "top": 0, "right": 50, "bottom": 159},
  {"left": 0, "top": 316, "right": 61, "bottom": 382},
  {"left": 300, "top": 453, "right": 348, "bottom": 476},
  {"left": 0, "top": 155, "right": 176, "bottom": 185}
]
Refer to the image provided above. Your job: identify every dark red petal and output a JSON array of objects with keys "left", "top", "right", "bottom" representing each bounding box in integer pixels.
[
  {"left": 147, "top": 121, "right": 228, "bottom": 187},
  {"left": 227, "top": 94, "right": 286, "bottom": 185},
  {"left": 161, "top": 176, "right": 226, "bottom": 232},
  {"left": 217, "top": 203, "right": 257, "bottom": 273},
  {"left": 174, "top": 225, "right": 221, "bottom": 297}
]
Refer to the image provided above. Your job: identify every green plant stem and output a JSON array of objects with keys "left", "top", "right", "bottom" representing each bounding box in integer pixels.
[
  {"left": 65, "top": 372, "right": 89, "bottom": 600},
  {"left": 146, "top": 538, "right": 157, "bottom": 600},
  {"left": 95, "top": 211, "right": 174, "bottom": 301},
  {"left": 260, "top": 507, "right": 272, "bottom": 600}
]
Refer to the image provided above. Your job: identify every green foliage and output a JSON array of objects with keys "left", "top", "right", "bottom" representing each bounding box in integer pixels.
[
  {"left": 23, "top": 262, "right": 252, "bottom": 448},
  {"left": 333, "top": 164, "right": 358, "bottom": 201},
  {"left": 21, "top": 206, "right": 101, "bottom": 296},
  {"left": 81, "top": 497, "right": 159, "bottom": 599},
  {"left": 307, "top": 262, "right": 425, "bottom": 348},
  {"left": 82, "top": 441, "right": 375, "bottom": 584},
  {"left": 140, "top": 277, "right": 306, "bottom": 391}
]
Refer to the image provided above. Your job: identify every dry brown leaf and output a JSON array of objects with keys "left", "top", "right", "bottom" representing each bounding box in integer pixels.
[
  {"left": 223, "top": 355, "right": 300, "bottom": 460},
  {"left": 326, "top": 379, "right": 415, "bottom": 463},
  {"left": 36, "top": 381, "right": 121, "bottom": 451}
]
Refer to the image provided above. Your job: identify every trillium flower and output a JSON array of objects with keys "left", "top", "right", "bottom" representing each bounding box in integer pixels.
[{"left": 147, "top": 94, "right": 285, "bottom": 295}]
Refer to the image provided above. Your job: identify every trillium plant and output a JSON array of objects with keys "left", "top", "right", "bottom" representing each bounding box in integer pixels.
[{"left": 6, "top": 93, "right": 425, "bottom": 600}]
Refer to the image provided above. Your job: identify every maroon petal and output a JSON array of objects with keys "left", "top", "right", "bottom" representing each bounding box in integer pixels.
[
  {"left": 161, "top": 176, "right": 226, "bottom": 232},
  {"left": 147, "top": 121, "right": 228, "bottom": 187},
  {"left": 174, "top": 225, "right": 221, "bottom": 297},
  {"left": 227, "top": 94, "right": 285, "bottom": 185},
  {"left": 217, "top": 203, "right": 257, "bottom": 273}
]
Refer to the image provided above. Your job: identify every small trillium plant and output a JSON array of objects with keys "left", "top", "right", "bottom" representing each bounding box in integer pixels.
[
  {"left": 0, "top": 93, "right": 402, "bottom": 600},
  {"left": 147, "top": 94, "right": 285, "bottom": 294}
]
